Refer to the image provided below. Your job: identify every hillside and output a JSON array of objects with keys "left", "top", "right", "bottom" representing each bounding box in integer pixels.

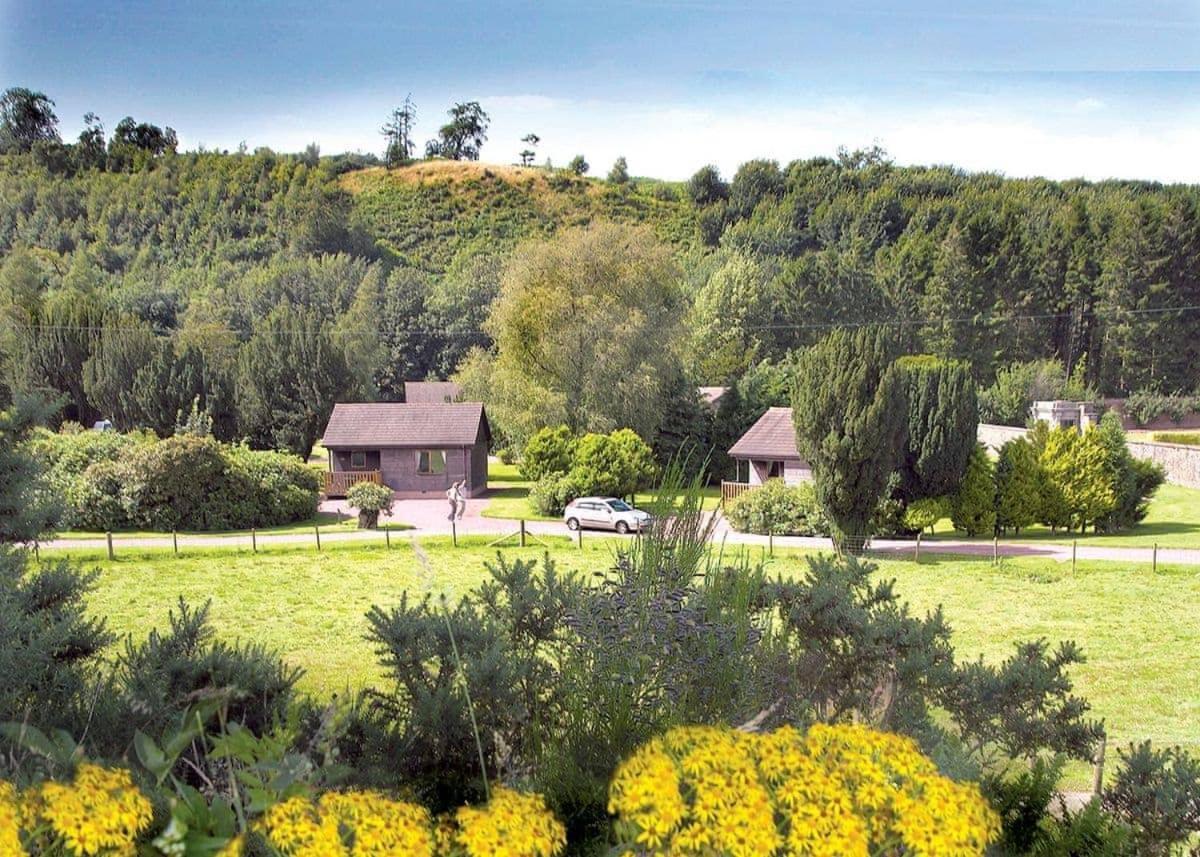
[
  {"left": 1, "top": 147, "right": 1199, "bottom": 449},
  {"left": 342, "top": 161, "right": 696, "bottom": 270}
]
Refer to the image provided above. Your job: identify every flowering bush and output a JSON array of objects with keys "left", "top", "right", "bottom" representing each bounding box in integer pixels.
[
  {"left": 609, "top": 723, "right": 999, "bottom": 857},
  {"left": 16, "top": 764, "right": 153, "bottom": 856},
  {"left": 345, "top": 481, "right": 395, "bottom": 528},
  {"left": 257, "top": 791, "right": 436, "bottom": 856},
  {"left": 442, "top": 787, "right": 566, "bottom": 857}
]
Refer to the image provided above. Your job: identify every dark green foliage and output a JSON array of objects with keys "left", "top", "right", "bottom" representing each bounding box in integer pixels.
[
  {"left": 424, "top": 101, "right": 489, "bottom": 161},
  {"left": 724, "top": 479, "right": 828, "bottom": 536},
  {"left": 686, "top": 164, "right": 728, "bottom": 206},
  {"left": 952, "top": 442, "right": 996, "bottom": 536},
  {"left": 1094, "top": 412, "right": 1165, "bottom": 532},
  {"left": 32, "top": 428, "right": 318, "bottom": 531},
  {"left": 1033, "top": 800, "right": 1136, "bottom": 856},
  {"left": 607, "top": 156, "right": 629, "bottom": 184},
  {"left": 0, "top": 87, "right": 60, "bottom": 153},
  {"left": 235, "top": 304, "right": 360, "bottom": 458},
  {"left": 357, "top": 555, "right": 579, "bottom": 809},
  {"left": 1103, "top": 741, "right": 1200, "bottom": 855},
  {"left": 995, "top": 438, "right": 1042, "bottom": 535},
  {"left": 1124, "top": 391, "right": 1200, "bottom": 427},
  {"left": 567, "top": 154, "right": 588, "bottom": 175},
  {"left": 521, "top": 425, "right": 575, "bottom": 481},
  {"left": 981, "top": 757, "right": 1062, "bottom": 854},
  {"left": 115, "top": 599, "right": 301, "bottom": 745},
  {"left": 791, "top": 328, "right": 908, "bottom": 549},
  {"left": 0, "top": 397, "right": 112, "bottom": 743},
  {"left": 896, "top": 355, "right": 978, "bottom": 501},
  {"left": 728, "top": 158, "right": 784, "bottom": 219}
]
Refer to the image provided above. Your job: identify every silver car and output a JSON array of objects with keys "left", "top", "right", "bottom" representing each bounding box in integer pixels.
[{"left": 563, "top": 497, "right": 651, "bottom": 534}]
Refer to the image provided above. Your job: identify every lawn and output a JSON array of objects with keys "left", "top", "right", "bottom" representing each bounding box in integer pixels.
[
  {"left": 928, "top": 482, "right": 1200, "bottom": 548},
  {"left": 53, "top": 535, "right": 1200, "bottom": 789},
  {"left": 482, "top": 460, "right": 722, "bottom": 521}
]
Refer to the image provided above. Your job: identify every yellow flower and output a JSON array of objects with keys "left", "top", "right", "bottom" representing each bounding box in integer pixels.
[
  {"left": 451, "top": 787, "right": 566, "bottom": 857},
  {"left": 31, "top": 764, "right": 152, "bottom": 857},
  {"left": 0, "top": 782, "right": 23, "bottom": 857},
  {"left": 609, "top": 723, "right": 999, "bottom": 857},
  {"left": 257, "top": 790, "right": 436, "bottom": 857}
]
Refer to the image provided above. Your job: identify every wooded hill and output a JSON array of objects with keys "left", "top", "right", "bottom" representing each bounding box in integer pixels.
[{"left": 1, "top": 146, "right": 1198, "bottom": 455}]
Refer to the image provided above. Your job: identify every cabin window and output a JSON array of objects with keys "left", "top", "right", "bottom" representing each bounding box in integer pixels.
[
  {"left": 350, "top": 451, "right": 367, "bottom": 469},
  {"left": 418, "top": 450, "right": 446, "bottom": 474},
  {"left": 768, "top": 460, "right": 784, "bottom": 479}
]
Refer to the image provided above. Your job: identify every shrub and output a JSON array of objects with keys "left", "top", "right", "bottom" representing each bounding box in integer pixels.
[
  {"left": 68, "top": 458, "right": 135, "bottom": 530},
  {"left": 1125, "top": 390, "right": 1200, "bottom": 427},
  {"left": 725, "top": 479, "right": 828, "bottom": 535},
  {"left": 530, "top": 471, "right": 585, "bottom": 516},
  {"left": 1103, "top": 741, "right": 1200, "bottom": 855},
  {"left": 952, "top": 443, "right": 996, "bottom": 536},
  {"left": 521, "top": 426, "right": 575, "bottom": 481},
  {"left": 346, "top": 481, "right": 394, "bottom": 528},
  {"left": 33, "top": 428, "right": 320, "bottom": 532},
  {"left": 1152, "top": 431, "right": 1200, "bottom": 446},
  {"left": 609, "top": 723, "right": 1000, "bottom": 855},
  {"left": 903, "top": 495, "right": 950, "bottom": 534}
]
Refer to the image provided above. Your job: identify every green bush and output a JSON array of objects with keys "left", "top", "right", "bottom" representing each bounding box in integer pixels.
[
  {"left": 724, "top": 479, "right": 828, "bottom": 536},
  {"left": 903, "top": 496, "right": 951, "bottom": 534},
  {"left": 530, "top": 471, "right": 585, "bottom": 517},
  {"left": 32, "top": 429, "right": 319, "bottom": 531},
  {"left": 1125, "top": 391, "right": 1200, "bottom": 427},
  {"left": 521, "top": 425, "right": 576, "bottom": 481}
]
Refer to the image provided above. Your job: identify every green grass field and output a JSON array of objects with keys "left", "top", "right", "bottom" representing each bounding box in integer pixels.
[
  {"left": 482, "top": 461, "right": 722, "bottom": 521},
  {"left": 51, "top": 535, "right": 1200, "bottom": 788},
  {"left": 927, "top": 483, "right": 1200, "bottom": 548}
]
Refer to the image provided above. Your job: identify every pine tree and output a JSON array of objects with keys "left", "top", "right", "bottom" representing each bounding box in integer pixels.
[
  {"left": 951, "top": 442, "right": 996, "bottom": 536},
  {"left": 792, "top": 328, "right": 907, "bottom": 551},
  {"left": 995, "top": 437, "right": 1041, "bottom": 535}
]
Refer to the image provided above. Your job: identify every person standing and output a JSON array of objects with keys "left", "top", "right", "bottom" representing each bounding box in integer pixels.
[
  {"left": 446, "top": 482, "right": 459, "bottom": 521},
  {"left": 454, "top": 480, "right": 466, "bottom": 520}
]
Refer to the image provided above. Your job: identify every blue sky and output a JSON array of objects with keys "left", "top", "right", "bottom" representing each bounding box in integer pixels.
[{"left": 3, "top": 0, "right": 1199, "bottom": 181}]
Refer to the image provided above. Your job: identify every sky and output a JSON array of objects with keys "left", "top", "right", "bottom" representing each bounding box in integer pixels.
[{"left": 2, "top": 0, "right": 1200, "bottom": 182}]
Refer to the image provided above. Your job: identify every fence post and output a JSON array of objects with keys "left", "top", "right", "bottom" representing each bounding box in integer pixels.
[
  {"left": 992, "top": 535, "right": 998, "bottom": 566},
  {"left": 520, "top": 519, "right": 527, "bottom": 548},
  {"left": 915, "top": 531, "right": 921, "bottom": 563},
  {"left": 172, "top": 530, "right": 178, "bottom": 556},
  {"left": 1092, "top": 735, "right": 1107, "bottom": 796},
  {"left": 1071, "top": 539, "right": 1077, "bottom": 575},
  {"left": 385, "top": 527, "right": 391, "bottom": 550},
  {"left": 451, "top": 519, "right": 458, "bottom": 548},
  {"left": 33, "top": 541, "right": 39, "bottom": 562},
  {"left": 106, "top": 531, "right": 114, "bottom": 561},
  {"left": 768, "top": 531, "right": 774, "bottom": 558},
  {"left": 314, "top": 525, "right": 321, "bottom": 552},
  {"left": 577, "top": 526, "right": 583, "bottom": 550},
  {"left": 252, "top": 527, "right": 257, "bottom": 553},
  {"left": 1153, "top": 542, "right": 1158, "bottom": 573}
]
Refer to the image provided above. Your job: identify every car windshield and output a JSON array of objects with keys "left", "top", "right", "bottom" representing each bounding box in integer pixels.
[{"left": 607, "top": 500, "right": 632, "bottom": 511}]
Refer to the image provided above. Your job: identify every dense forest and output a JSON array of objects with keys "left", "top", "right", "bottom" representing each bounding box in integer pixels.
[{"left": 2, "top": 90, "right": 1198, "bottom": 459}]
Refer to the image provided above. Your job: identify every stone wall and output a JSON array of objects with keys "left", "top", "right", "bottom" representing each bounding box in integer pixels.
[{"left": 977, "top": 423, "right": 1200, "bottom": 488}]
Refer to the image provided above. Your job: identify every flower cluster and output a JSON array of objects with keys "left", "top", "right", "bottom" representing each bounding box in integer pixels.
[
  {"left": 443, "top": 787, "right": 567, "bottom": 857},
  {"left": 257, "top": 790, "right": 436, "bottom": 856},
  {"left": 18, "top": 764, "right": 153, "bottom": 857},
  {"left": 609, "top": 723, "right": 1000, "bottom": 857},
  {"left": 1, "top": 782, "right": 23, "bottom": 857}
]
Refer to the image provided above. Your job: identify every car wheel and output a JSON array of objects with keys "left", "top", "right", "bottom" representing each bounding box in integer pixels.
[
  {"left": 615, "top": 520, "right": 630, "bottom": 535},
  {"left": 567, "top": 517, "right": 580, "bottom": 531}
]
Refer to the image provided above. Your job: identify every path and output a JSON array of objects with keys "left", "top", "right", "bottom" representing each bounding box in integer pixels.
[{"left": 39, "top": 496, "right": 1200, "bottom": 566}]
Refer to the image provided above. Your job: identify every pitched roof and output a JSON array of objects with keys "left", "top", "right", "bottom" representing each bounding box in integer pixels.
[
  {"left": 322, "top": 402, "right": 487, "bottom": 448},
  {"left": 404, "top": 381, "right": 463, "bottom": 403},
  {"left": 728, "top": 407, "right": 805, "bottom": 460},
  {"left": 698, "top": 386, "right": 729, "bottom": 407}
]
